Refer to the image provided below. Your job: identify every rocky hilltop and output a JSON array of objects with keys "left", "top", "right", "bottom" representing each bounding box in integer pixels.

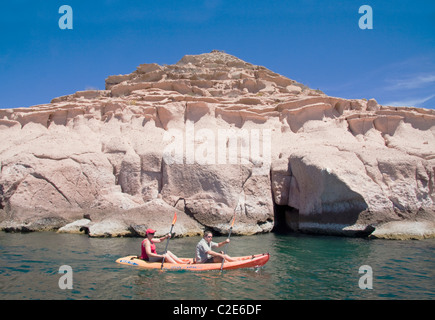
[{"left": 1, "top": 51, "right": 434, "bottom": 239}]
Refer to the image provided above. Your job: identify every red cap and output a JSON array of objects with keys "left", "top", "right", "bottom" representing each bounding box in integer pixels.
[{"left": 146, "top": 228, "right": 156, "bottom": 234}]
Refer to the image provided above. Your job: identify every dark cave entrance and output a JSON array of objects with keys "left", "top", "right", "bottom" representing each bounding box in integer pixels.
[
  {"left": 272, "top": 203, "right": 300, "bottom": 234},
  {"left": 0, "top": 185, "right": 4, "bottom": 210}
]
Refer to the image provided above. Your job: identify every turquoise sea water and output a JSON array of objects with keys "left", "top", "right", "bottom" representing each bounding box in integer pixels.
[{"left": 0, "top": 231, "right": 434, "bottom": 300}]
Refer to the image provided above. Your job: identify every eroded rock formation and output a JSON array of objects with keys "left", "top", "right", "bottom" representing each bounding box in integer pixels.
[{"left": 1, "top": 51, "right": 434, "bottom": 239}]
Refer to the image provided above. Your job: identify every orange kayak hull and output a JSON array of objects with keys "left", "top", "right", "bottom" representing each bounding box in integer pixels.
[{"left": 116, "top": 253, "right": 269, "bottom": 271}]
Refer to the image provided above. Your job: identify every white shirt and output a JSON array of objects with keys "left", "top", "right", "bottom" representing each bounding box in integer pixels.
[{"left": 196, "top": 238, "right": 218, "bottom": 263}]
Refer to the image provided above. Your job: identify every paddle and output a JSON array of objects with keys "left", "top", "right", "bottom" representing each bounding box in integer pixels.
[
  {"left": 220, "top": 213, "right": 236, "bottom": 273},
  {"left": 160, "top": 212, "right": 177, "bottom": 270}
]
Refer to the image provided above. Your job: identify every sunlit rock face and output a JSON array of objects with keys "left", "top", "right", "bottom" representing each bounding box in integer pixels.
[{"left": 1, "top": 51, "right": 434, "bottom": 239}]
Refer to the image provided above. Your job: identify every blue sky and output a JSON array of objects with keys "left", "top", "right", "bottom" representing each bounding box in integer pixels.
[{"left": 0, "top": 0, "right": 434, "bottom": 109}]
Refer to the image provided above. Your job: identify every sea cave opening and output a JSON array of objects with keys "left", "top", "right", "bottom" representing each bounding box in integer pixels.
[{"left": 272, "top": 203, "right": 300, "bottom": 234}]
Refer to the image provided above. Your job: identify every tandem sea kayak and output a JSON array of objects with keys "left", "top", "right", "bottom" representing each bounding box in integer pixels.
[{"left": 116, "top": 253, "right": 269, "bottom": 271}]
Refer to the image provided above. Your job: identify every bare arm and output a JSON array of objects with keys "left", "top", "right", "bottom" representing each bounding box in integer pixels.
[
  {"left": 151, "top": 234, "right": 170, "bottom": 243},
  {"left": 217, "top": 239, "right": 230, "bottom": 247},
  {"left": 206, "top": 239, "right": 230, "bottom": 257}
]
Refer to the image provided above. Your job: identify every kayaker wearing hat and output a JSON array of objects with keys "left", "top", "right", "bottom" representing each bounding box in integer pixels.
[{"left": 140, "top": 228, "right": 187, "bottom": 264}]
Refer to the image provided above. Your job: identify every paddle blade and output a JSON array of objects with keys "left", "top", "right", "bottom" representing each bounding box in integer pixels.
[
  {"left": 172, "top": 212, "right": 177, "bottom": 225},
  {"left": 230, "top": 213, "right": 236, "bottom": 228}
]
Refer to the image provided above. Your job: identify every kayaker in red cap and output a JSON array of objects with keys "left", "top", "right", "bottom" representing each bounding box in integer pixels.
[{"left": 140, "top": 228, "right": 187, "bottom": 264}]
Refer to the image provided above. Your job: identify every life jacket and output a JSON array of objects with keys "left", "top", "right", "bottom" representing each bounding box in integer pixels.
[{"left": 140, "top": 238, "right": 156, "bottom": 260}]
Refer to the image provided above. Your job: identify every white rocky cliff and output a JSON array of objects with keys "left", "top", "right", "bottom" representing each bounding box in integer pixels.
[{"left": 0, "top": 51, "right": 434, "bottom": 239}]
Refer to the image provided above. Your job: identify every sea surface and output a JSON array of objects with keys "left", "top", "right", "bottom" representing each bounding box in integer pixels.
[{"left": 0, "top": 231, "right": 434, "bottom": 300}]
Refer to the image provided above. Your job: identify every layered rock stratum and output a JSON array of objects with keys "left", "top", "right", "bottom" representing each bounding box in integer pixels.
[{"left": 1, "top": 51, "right": 434, "bottom": 239}]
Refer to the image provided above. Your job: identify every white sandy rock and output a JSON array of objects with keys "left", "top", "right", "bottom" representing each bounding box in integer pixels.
[
  {"left": 0, "top": 51, "right": 434, "bottom": 238},
  {"left": 57, "top": 218, "right": 91, "bottom": 234}
]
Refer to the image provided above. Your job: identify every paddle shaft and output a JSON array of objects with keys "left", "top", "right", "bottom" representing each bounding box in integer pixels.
[
  {"left": 220, "top": 226, "right": 233, "bottom": 272},
  {"left": 160, "top": 223, "right": 174, "bottom": 269}
]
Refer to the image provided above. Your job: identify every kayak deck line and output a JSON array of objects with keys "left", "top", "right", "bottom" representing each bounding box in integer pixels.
[{"left": 116, "top": 253, "right": 270, "bottom": 271}]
